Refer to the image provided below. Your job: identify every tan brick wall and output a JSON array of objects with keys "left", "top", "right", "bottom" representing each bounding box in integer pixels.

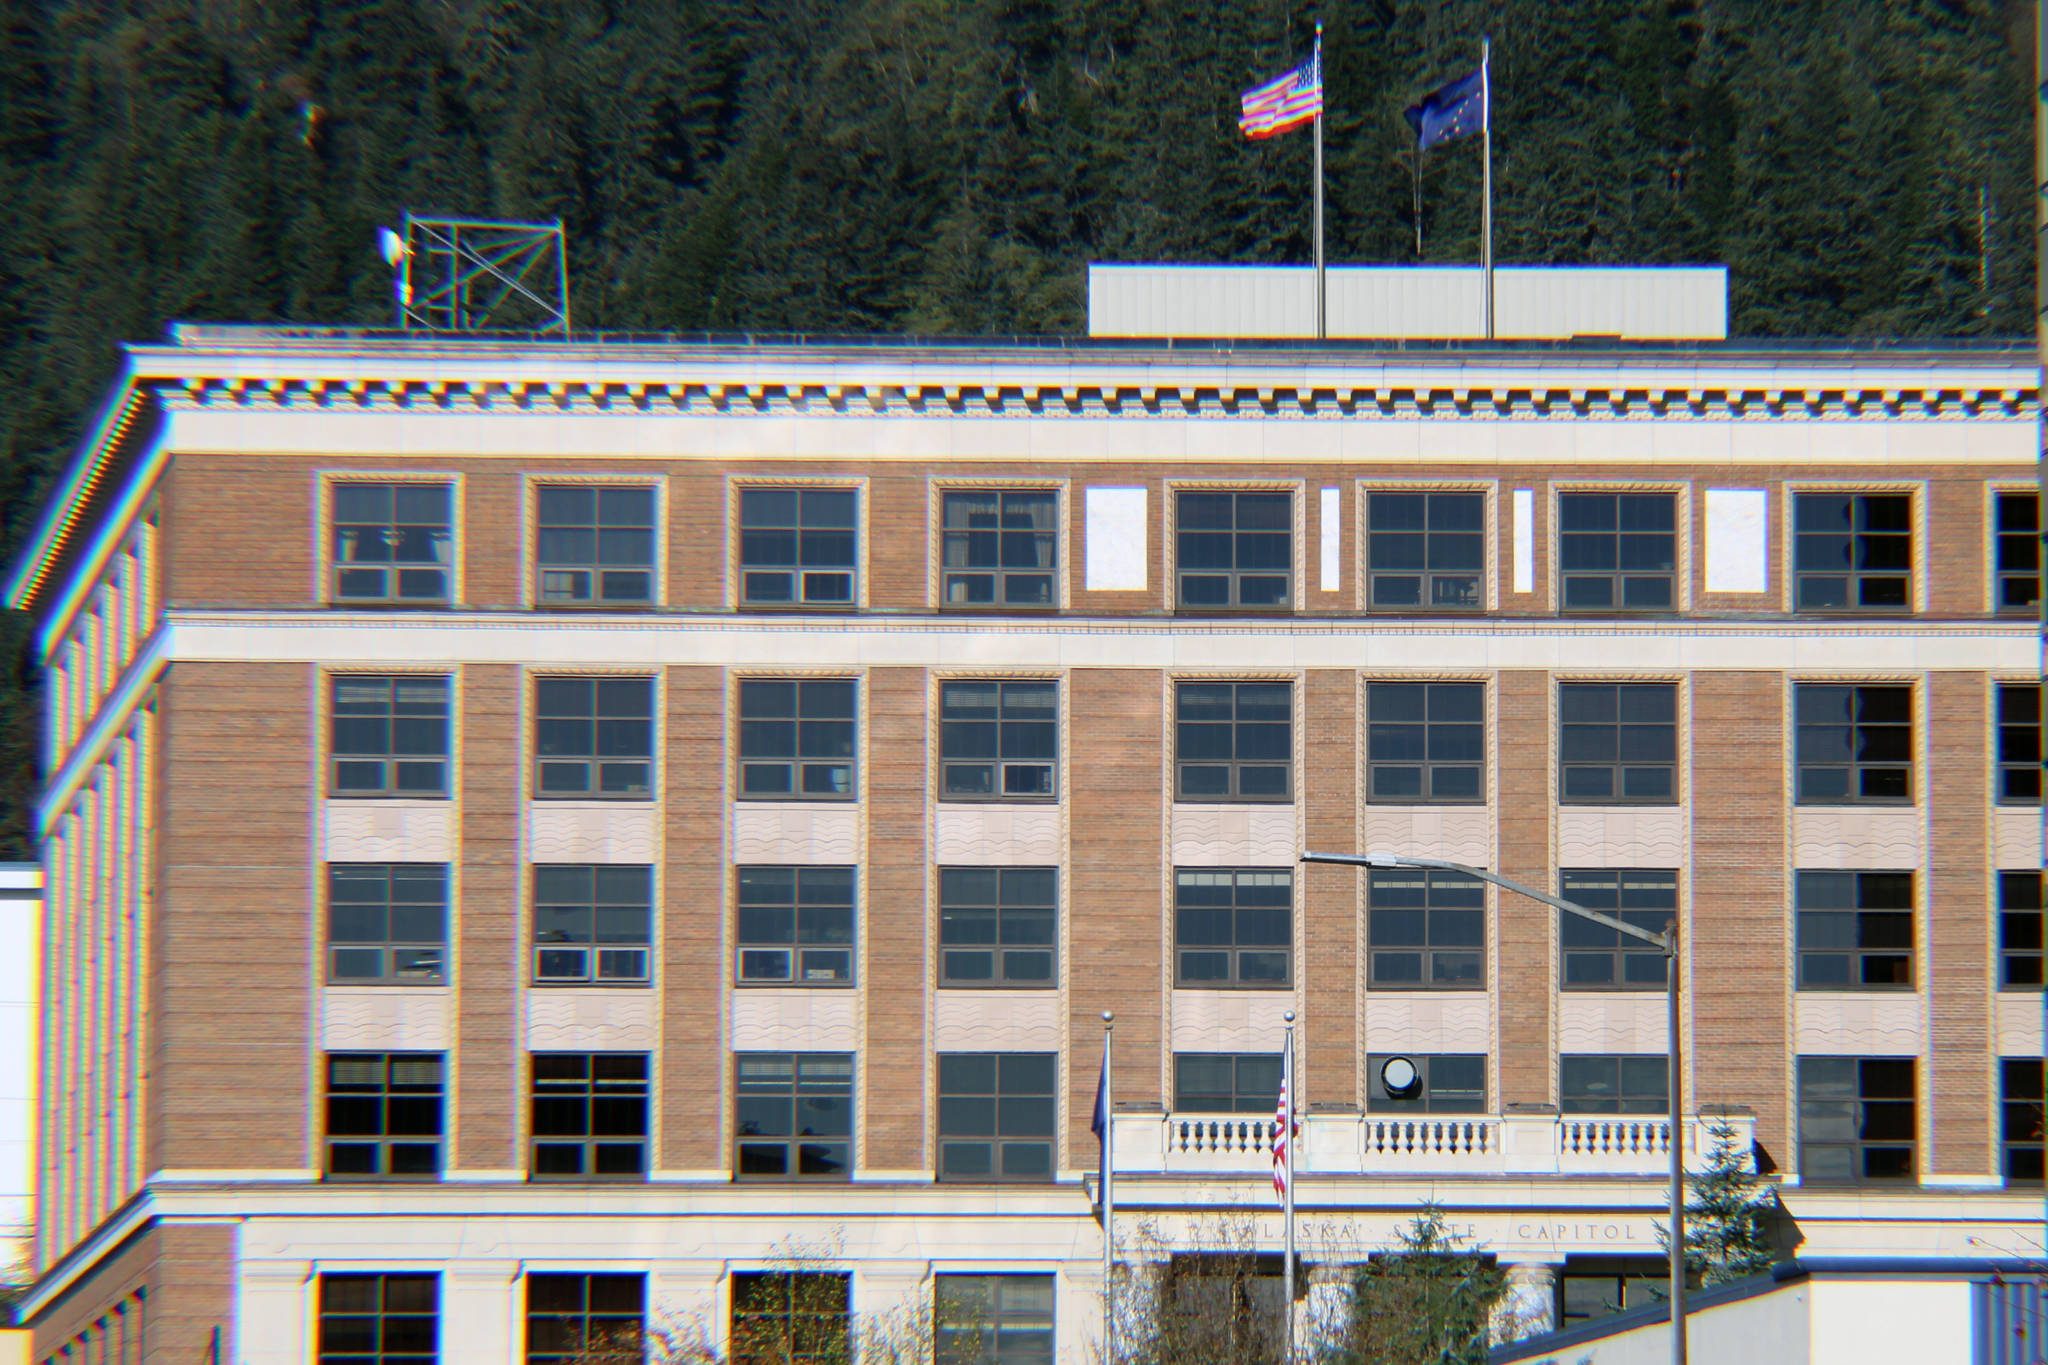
[
  {"left": 1068, "top": 671, "right": 1165, "bottom": 1155},
  {"left": 661, "top": 666, "right": 727, "bottom": 1170},
  {"left": 1926, "top": 671, "right": 1993, "bottom": 1176},
  {"left": 863, "top": 667, "right": 929, "bottom": 1169},
  {"left": 1689, "top": 672, "right": 1790, "bottom": 1161},
  {"left": 153, "top": 663, "right": 312, "bottom": 1172},
  {"left": 462, "top": 470, "right": 523, "bottom": 608},
  {"left": 668, "top": 472, "right": 727, "bottom": 611},
  {"left": 1495, "top": 670, "right": 1553, "bottom": 1108},
  {"left": 455, "top": 663, "right": 520, "bottom": 1172},
  {"left": 866, "top": 473, "right": 932, "bottom": 610},
  {"left": 1301, "top": 669, "right": 1359, "bottom": 1107},
  {"left": 161, "top": 457, "right": 312, "bottom": 607},
  {"left": 1925, "top": 477, "right": 1989, "bottom": 617},
  {"left": 31, "top": 1222, "right": 235, "bottom": 1365}
]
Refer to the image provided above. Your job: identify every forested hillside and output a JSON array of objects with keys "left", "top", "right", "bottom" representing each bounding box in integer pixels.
[{"left": 0, "top": 0, "right": 2034, "bottom": 852}]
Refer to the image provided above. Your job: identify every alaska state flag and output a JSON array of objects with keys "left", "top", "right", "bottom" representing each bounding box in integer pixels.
[{"left": 1405, "top": 67, "right": 1485, "bottom": 150}]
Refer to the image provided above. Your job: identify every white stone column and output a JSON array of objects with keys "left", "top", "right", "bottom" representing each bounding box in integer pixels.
[
  {"left": 441, "top": 1261, "right": 520, "bottom": 1365},
  {"left": 648, "top": 1260, "right": 728, "bottom": 1360},
  {"left": 235, "top": 1261, "right": 310, "bottom": 1365},
  {"left": 1302, "top": 1263, "right": 1352, "bottom": 1356},
  {"left": 1491, "top": 1261, "right": 1559, "bottom": 1344}
]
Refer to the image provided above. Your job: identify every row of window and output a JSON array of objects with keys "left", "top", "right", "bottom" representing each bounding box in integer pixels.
[
  {"left": 330, "top": 480, "right": 2045, "bottom": 616},
  {"left": 316, "top": 1268, "right": 1048, "bottom": 1365},
  {"left": 324, "top": 1047, "right": 2047, "bottom": 1189},
  {"left": 328, "top": 860, "right": 2047, "bottom": 996},
  {"left": 331, "top": 672, "right": 2047, "bottom": 809}
]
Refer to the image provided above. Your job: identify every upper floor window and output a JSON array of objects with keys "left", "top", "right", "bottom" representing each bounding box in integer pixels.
[
  {"left": 1560, "top": 869, "right": 1673, "bottom": 989},
  {"left": 735, "top": 1052, "right": 854, "bottom": 1179},
  {"left": 937, "top": 1052, "right": 1056, "bottom": 1182},
  {"left": 1558, "top": 682, "right": 1677, "bottom": 804},
  {"left": 1793, "top": 491, "right": 1910, "bottom": 612},
  {"left": 1366, "top": 489, "right": 1483, "bottom": 611},
  {"left": 942, "top": 489, "right": 1057, "bottom": 608},
  {"left": 1559, "top": 491, "right": 1676, "bottom": 612},
  {"left": 530, "top": 1052, "right": 648, "bottom": 1180},
  {"left": 1173, "top": 1053, "right": 1281, "bottom": 1113},
  {"left": 1997, "top": 683, "right": 2042, "bottom": 805},
  {"left": 1794, "top": 683, "right": 1911, "bottom": 805},
  {"left": 324, "top": 1052, "right": 443, "bottom": 1180},
  {"left": 736, "top": 865, "right": 855, "bottom": 985},
  {"left": 1795, "top": 870, "right": 1913, "bottom": 990},
  {"left": 731, "top": 1273, "right": 851, "bottom": 1365},
  {"left": 1798, "top": 1056, "right": 1915, "bottom": 1183},
  {"left": 739, "top": 678, "right": 856, "bottom": 799},
  {"left": 535, "top": 485, "right": 656, "bottom": 607},
  {"left": 1366, "top": 680, "right": 1484, "bottom": 803},
  {"left": 1561, "top": 1054, "right": 1668, "bottom": 1115},
  {"left": 939, "top": 680, "right": 1056, "bottom": 800},
  {"left": 318, "top": 1274, "right": 438, "bottom": 1365},
  {"left": 1174, "top": 868, "right": 1291, "bottom": 988},
  {"left": 1995, "top": 490, "right": 2041, "bottom": 614},
  {"left": 331, "top": 482, "right": 453, "bottom": 606},
  {"left": 1177, "top": 490, "right": 1291, "bottom": 609},
  {"left": 2003, "top": 1059, "right": 2044, "bottom": 1186},
  {"left": 1367, "top": 866, "right": 1484, "bottom": 989},
  {"left": 1366, "top": 1053, "right": 1486, "bottom": 1114},
  {"left": 939, "top": 866, "right": 1056, "bottom": 988},
  {"left": 526, "top": 1274, "right": 644, "bottom": 1365},
  {"left": 2000, "top": 871, "right": 2044, "bottom": 991},
  {"left": 1175, "top": 680, "right": 1292, "bottom": 802},
  {"left": 534, "top": 864, "right": 652, "bottom": 985},
  {"left": 328, "top": 863, "right": 446, "bottom": 985},
  {"left": 331, "top": 675, "right": 449, "bottom": 797},
  {"left": 740, "top": 487, "right": 856, "bottom": 607},
  {"left": 534, "top": 676, "right": 654, "bottom": 799}
]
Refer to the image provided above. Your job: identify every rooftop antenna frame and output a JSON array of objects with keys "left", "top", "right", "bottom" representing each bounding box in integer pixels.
[{"left": 383, "top": 212, "right": 571, "bottom": 334}]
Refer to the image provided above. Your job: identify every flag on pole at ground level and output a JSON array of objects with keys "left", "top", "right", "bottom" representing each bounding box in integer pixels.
[
  {"left": 1405, "top": 67, "right": 1485, "bottom": 150},
  {"left": 1239, "top": 42, "right": 1323, "bottom": 140},
  {"left": 1270, "top": 1069, "right": 1298, "bottom": 1199}
]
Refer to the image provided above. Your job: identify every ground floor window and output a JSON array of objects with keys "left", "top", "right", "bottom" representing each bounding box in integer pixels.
[
  {"left": 1557, "top": 1257, "right": 1668, "bottom": 1327},
  {"left": 2003, "top": 1058, "right": 2044, "bottom": 1186},
  {"left": 525, "top": 1273, "right": 643, "bottom": 1365},
  {"left": 729, "top": 1271, "right": 851, "bottom": 1365},
  {"left": 935, "top": 1273, "right": 1055, "bottom": 1365},
  {"left": 318, "top": 1273, "right": 437, "bottom": 1365}
]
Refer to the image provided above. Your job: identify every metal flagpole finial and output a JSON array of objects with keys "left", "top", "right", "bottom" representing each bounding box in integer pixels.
[
  {"left": 1283, "top": 1009, "right": 1296, "bottom": 1024},
  {"left": 1102, "top": 1010, "right": 1114, "bottom": 1026}
]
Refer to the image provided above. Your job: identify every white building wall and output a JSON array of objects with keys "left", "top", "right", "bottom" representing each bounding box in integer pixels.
[{"left": 0, "top": 864, "right": 39, "bottom": 1282}]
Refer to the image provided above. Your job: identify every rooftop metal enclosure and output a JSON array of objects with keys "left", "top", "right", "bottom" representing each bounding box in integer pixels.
[{"left": 1087, "top": 263, "right": 1729, "bottom": 341}]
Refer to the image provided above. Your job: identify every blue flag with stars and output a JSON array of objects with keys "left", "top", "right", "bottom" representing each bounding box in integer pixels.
[{"left": 1405, "top": 67, "right": 1485, "bottom": 150}]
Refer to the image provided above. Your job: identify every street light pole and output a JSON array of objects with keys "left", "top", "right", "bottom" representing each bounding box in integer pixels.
[{"left": 1301, "top": 850, "right": 1688, "bottom": 1365}]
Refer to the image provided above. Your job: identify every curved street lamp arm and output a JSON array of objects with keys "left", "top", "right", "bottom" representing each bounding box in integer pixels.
[{"left": 1300, "top": 850, "right": 1674, "bottom": 953}]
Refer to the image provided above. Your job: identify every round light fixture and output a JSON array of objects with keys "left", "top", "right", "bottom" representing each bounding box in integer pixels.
[{"left": 1380, "top": 1055, "right": 1422, "bottom": 1101}]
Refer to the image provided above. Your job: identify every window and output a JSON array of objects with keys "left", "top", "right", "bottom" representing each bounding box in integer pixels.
[
  {"left": 1367, "top": 866, "right": 1484, "bottom": 989},
  {"left": 534, "top": 485, "right": 656, "bottom": 606},
  {"left": 939, "top": 867, "right": 1056, "bottom": 987},
  {"left": 942, "top": 489, "right": 1057, "bottom": 607},
  {"left": 327, "top": 864, "right": 447, "bottom": 984},
  {"left": 331, "top": 482, "right": 453, "bottom": 605},
  {"left": 1561, "top": 1055, "right": 1669, "bottom": 1115},
  {"left": 1366, "top": 490, "right": 1484, "bottom": 610},
  {"left": 330, "top": 675, "right": 450, "bottom": 797},
  {"left": 526, "top": 1274, "right": 644, "bottom": 1365},
  {"left": 1177, "top": 490, "right": 1291, "bottom": 609},
  {"left": 1794, "top": 683, "right": 1912, "bottom": 805},
  {"left": 1366, "top": 1053, "right": 1486, "bottom": 1114},
  {"left": 735, "top": 1052, "right": 854, "bottom": 1179},
  {"left": 1558, "top": 682, "right": 1677, "bottom": 803},
  {"left": 738, "top": 678, "right": 856, "bottom": 799},
  {"left": 1365, "top": 680, "right": 1484, "bottom": 803},
  {"left": 740, "top": 487, "right": 857, "bottom": 606},
  {"left": 1797, "top": 1056, "right": 1915, "bottom": 1183},
  {"left": 937, "top": 1052, "right": 1056, "bottom": 1181},
  {"left": 530, "top": 1053, "right": 649, "bottom": 1180},
  {"left": 1174, "top": 869, "right": 1292, "bottom": 987},
  {"left": 1557, "top": 1261, "right": 1669, "bottom": 1327},
  {"left": 736, "top": 866, "right": 855, "bottom": 985},
  {"left": 534, "top": 676, "right": 654, "bottom": 798},
  {"left": 730, "top": 1272, "right": 851, "bottom": 1365},
  {"left": 935, "top": 1274, "right": 1055, "bottom": 1365},
  {"left": 533, "top": 865, "right": 652, "bottom": 984},
  {"left": 1997, "top": 683, "right": 2041, "bottom": 805},
  {"left": 1173, "top": 1053, "right": 1281, "bottom": 1113},
  {"left": 1175, "top": 680, "right": 1292, "bottom": 802},
  {"left": 939, "top": 680, "right": 1057, "bottom": 800},
  {"left": 317, "top": 1274, "right": 438, "bottom": 1365},
  {"left": 2002, "top": 1059, "right": 2044, "bottom": 1186},
  {"left": 1793, "top": 491, "right": 1911, "bottom": 611},
  {"left": 1560, "top": 870, "right": 1674, "bottom": 990},
  {"left": 1559, "top": 491, "right": 1677, "bottom": 611},
  {"left": 324, "top": 1053, "right": 443, "bottom": 1179},
  {"left": 1999, "top": 871, "right": 2044, "bottom": 990},
  {"left": 1994, "top": 490, "right": 2040, "bottom": 614},
  {"left": 1158, "top": 1256, "right": 1285, "bottom": 1364},
  {"left": 1795, "top": 870, "right": 1913, "bottom": 990}
]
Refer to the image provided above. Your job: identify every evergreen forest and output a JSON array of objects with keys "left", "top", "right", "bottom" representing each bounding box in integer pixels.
[{"left": 0, "top": 0, "right": 2035, "bottom": 853}]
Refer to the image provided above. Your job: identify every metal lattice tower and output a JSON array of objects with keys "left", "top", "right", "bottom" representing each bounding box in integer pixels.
[{"left": 391, "top": 214, "right": 571, "bottom": 333}]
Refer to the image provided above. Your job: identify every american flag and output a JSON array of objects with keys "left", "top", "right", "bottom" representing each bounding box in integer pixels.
[
  {"left": 1271, "top": 1067, "right": 1298, "bottom": 1199},
  {"left": 1238, "top": 42, "right": 1323, "bottom": 140}
]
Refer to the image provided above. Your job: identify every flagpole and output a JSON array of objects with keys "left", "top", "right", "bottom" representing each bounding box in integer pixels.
[
  {"left": 1282, "top": 1008, "right": 1297, "bottom": 1362},
  {"left": 1481, "top": 36, "right": 1494, "bottom": 340},
  {"left": 1101, "top": 1011, "right": 1115, "bottom": 1362},
  {"left": 1313, "top": 24, "right": 1325, "bottom": 341}
]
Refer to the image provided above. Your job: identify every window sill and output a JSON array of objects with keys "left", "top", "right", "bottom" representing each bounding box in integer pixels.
[
  {"left": 733, "top": 795, "right": 859, "bottom": 804},
  {"left": 533, "top": 600, "right": 661, "bottom": 612},
  {"left": 531, "top": 793, "right": 659, "bottom": 803},
  {"left": 1790, "top": 801, "right": 1917, "bottom": 810},
  {"left": 738, "top": 601, "right": 860, "bottom": 613},
  {"left": 1795, "top": 985, "right": 1917, "bottom": 994},
  {"left": 1171, "top": 982, "right": 1296, "bottom": 992},
  {"left": 1364, "top": 983, "right": 1488, "bottom": 993},
  {"left": 1365, "top": 798, "right": 1489, "bottom": 808},
  {"left": 329, "top": 600, "right": 457, "bottom": 611},
  {"left": 1560, "top": 985, "right": 1670, "bottom": 993},
  {"left": 731, "top": 1174, "right": 855, "bottom": 1184},
  {"left": 1171, "top": 797, "right": 1296, "bottom": 807},
  {"left": 323, "top": 1173, "right": 444, "bottom": 1184},
  {"left": 326, "top": 979, "right": 448, "bottom": 989},
  {"left": 735, "top": 980, "right": 856, "bottom": 989},
  {"left": 527, "top": 1174, "right": 652, "bottom": 1185},
  {"left": 935, "top": 796, "right": 1061, "bottom": 806},
  {"left": 936, "top": 981, "right": 1058, "bottom": 991},
  {"left": 1558, "top": 799, "right": 1681, "bottom": 808},
  {"left": 531, "top": 980, "right": 653, "bottom": 990}
]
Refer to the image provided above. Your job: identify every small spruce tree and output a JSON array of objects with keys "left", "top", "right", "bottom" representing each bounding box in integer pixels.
[
  {"left": 1660, "top": 1119, "right": 1780, "bottom": 1288},
  {"left": 1336, "top": 1205, "right": 1508, "bottom": 1365}
]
